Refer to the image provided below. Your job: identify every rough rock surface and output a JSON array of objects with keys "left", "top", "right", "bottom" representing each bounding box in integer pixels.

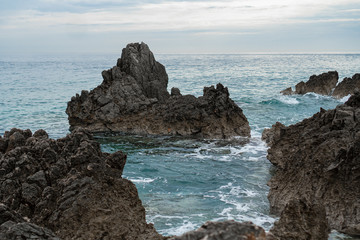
[
  {"left": 263, "top": 93, "right": 360, "bottom": 235},
  {"left": 261, "top": 122, "right": 286, "bottom": 146},
  {"left": 66, "top": 42, "right": 250, "bottom": 139},
  {"left": 281, "top": 71, "right": 338, "bottom": 96},
  {"left": 0, "top": 204, "right": 59, "bottom": 240},
  {"left": 169, "top": 220, "right": 270, "bottom": 240},
  {"left": 0, "top": 128, "right": 163, "bottom": 240},
  {"left": 332, "top": 73, "right": 360, "bottom": 99},
  {"left": 270, "top": 199, "right": 330, "bottom": 240}
]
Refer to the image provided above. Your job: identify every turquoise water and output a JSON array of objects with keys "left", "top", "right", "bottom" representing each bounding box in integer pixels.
[{"left": 1, "top": 54, "right": 360, "bottom": 239}]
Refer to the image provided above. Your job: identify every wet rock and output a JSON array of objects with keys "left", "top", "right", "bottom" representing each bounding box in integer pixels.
[
  {"left": 281, "top": 71, "right": 338, "bottom": 96},
  {"left": 169, "top": 220, "right": 268, "bottom": 240},
  {"left": 0, "top": 128, "right": 163, "bottom": 240},
  {"left": 332, "top": 73, "right": 360, "bottom": 99},
  {"left": 279, "top": 87, "right": 293, "bottom": 95},
  {"left": 270, "top": 198, "right": 330, "bottom": 240},
  {"left": 265, "top": 93, "right": 360, "bottom": 235},
  {"left": 66, "top": 42, "right": 250, "bottom": 139}
]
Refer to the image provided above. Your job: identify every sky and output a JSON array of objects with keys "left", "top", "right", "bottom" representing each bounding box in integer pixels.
[{"left": 0, "top": 0, "right": 360, "bottom": 54}]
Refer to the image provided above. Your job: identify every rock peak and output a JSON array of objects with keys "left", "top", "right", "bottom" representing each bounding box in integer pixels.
[{"left": 117, "top": 42, "right": 169, "bottom": 102}]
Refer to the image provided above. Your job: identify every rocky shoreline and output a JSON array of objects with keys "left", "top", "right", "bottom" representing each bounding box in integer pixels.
[{"left": 2, "top": 42, "right": 360, "bottom": 239}]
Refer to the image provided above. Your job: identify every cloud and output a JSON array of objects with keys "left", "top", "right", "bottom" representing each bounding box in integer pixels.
[{"left": 1, "top": 0, "right": 360, "bottom": 33}]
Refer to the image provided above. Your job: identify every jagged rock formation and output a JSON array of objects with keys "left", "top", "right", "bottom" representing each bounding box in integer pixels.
[
  {"left": 281, "top": 71, "right": 338, "bottom": 96},
  {"left": 333, "top": 73, "right": 360, "bottom": 99},
  {"left": 270, "top": 199, "right": 330, "bottom": 240},
  {"left": 66, "top": 42, "right": 250, "bottom": 139},
  {"left": 0, "top": 128, "right": 163, "bottom": 240},
  {"left": 263, "top": 93, "right": 360, "bottom": 235},
  {"left": 169, "top": 220, "right": 270, "bottom": 240},
  {"left": 0, "top": 204, "right": 60, "bottom": 240}
]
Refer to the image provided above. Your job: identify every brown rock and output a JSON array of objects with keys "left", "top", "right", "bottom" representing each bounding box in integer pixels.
[
  {"left": 0, "top": 128, "right": 163, "bottom": 240},
  {"left": 270, "top": 198, "right": 330, "bottom": 240},
  {"left": 66, "top": 42, "right": 250, "bottom": 139},
  {"left": 266, "top": 93, "right": 360, "bottom": 235},
  {"left": 332, "top": 73, "right": 360, "bottom": 99},
  {"left": 262, "top": 122, "right": 286, "bottom": 147},
  {"left": 169, "top": 220, "right": 268, "bottom": 240},
  {"left": 280, "top": 87, "right": 293, "bottom": 95},
  {"left": 280, "top": 71, "right": 338, "bottom": 96}
]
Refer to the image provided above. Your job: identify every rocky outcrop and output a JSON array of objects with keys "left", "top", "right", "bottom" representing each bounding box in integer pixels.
[
  {"left": 332, "top": 73, "right": 360, "bottom": 99},
  {"left": 263, "top": 93, "right": 360, "bottom": 235},
  {"left": 270, "top": 199, "right": 330, "bottom": 240},
  {"left": 169, "top": 220, "right": 271, "bottom": 240},
  {"left": 0, "top": 128, "right": 163, "bottom": 240},
  {"left": 281, "top": 71, "right": 338, "bottom": 96},
  {"left": 66, "top": 42, "right": 250, "bottom": 139}
]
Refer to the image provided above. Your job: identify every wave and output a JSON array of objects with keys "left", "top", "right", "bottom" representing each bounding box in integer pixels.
[
  {"left": 128, "top": 177, "right": 156, "bottom": 183},
  {"left": 339, "top": 94, "right": 351, "bottom": 103},
  {"left": 278, "top": 95, "right": 299, "bottom": 105}
]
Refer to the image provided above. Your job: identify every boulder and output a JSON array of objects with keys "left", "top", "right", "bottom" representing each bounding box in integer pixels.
[
  {"left": 0, "top": 128, "right": 163, "bottom": 240},
  {"left": 332, "top": 73, "right": 360, "bottom": 99},
  {"left": 66, "top": 42, "right": 250, "bottom": 139},
  {"left": 169, "top": 220, "right": 270, "bottom": 240},
  {"left": 281, "top": 71, "right": 338, "bottom": 96},
  {"left": 263, "top": 93, "right": 360, "bottom": 235}
]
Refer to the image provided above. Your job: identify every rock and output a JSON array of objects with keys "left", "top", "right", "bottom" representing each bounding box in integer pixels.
[
  {"left": 261, "top": 122, "right": 286, "bottom": 147},
  {"left": 169, "top": 220, "right": 269, "bottom": 240},
  {"left": 332, "top": 73, "right": 360, "bottom": 99},
  {"left": 280, "top": 71, "right": 338, "bottom": 96},
  {"left": 270, "top": 198, "right": 330, "bottom": 240},
  {"left": 0, "top": 128, "right": 163, "bottom": 240},
  {"left": 265, "top": 93, "right": 360, "bottom": 235},
  {"left": 280, "top": 87, "right": 293, "bottom": 95},
  {"left": 0, "top": 204, "right": 59, "bottom": 240},
  {"left": 66, "top": 42, "right": 250, "bottom": 139}
]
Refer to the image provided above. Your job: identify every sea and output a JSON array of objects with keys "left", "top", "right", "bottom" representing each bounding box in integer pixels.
[{"left": 1, "top": 53, "right": 360, "bottom": 239}]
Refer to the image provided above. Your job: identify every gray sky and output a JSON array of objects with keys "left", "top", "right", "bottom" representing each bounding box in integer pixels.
[{"left": 1, "top": 0, "right": 360, "bottom": 54}]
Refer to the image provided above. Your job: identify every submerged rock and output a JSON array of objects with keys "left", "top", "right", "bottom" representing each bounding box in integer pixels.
[
  {"left": 263, "top": 93, "right": 360, "bottom": 235},
  {"left": 0, "top": 128, "right": 163, "bottom": 240},
  {"left": 332, "top": 73, "right": 360, "bottom": 99},
  {"left": 281, "top": 71, "right": 338, "bottom": 96},
  {"left": 66, "top": 42, "right": 250, "bottom": 139},
  {"left": 169, "top": 220, "right": 270, "bottom": 240}
]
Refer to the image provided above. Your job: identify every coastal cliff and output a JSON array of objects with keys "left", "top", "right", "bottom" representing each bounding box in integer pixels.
[
  {"left": 66, "top": 42, "right": 250, "bottom": 139},
  {"left": 263, "top": 93, "right": 360, "bottom": 236}
]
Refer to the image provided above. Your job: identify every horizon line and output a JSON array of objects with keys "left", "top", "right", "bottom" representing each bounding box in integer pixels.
[{"left": 1, "top": 51, "right": 360, "bottom": 56}]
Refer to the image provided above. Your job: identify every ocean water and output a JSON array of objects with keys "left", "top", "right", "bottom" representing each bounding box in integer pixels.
[{"left": 1, "top": 53, "right": 360, "bottom": 239}]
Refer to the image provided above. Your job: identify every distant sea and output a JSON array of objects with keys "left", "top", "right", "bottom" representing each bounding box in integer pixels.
[{"left": 1, "top": 53, "right": 360, "bottom": 239}]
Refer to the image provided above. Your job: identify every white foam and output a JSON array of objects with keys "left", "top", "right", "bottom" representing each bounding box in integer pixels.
[
  {"left": 339, "top": 94, "right": 351, "bottom": 103},
  {"left": 129, "top": 177, "right": 156, "bottom": 183},
  {"left": 278, "top": 95, "right": 299, "bottom": 104},
  {"left": 160, "top": 220, "right": 198, "bottom": 236}
]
